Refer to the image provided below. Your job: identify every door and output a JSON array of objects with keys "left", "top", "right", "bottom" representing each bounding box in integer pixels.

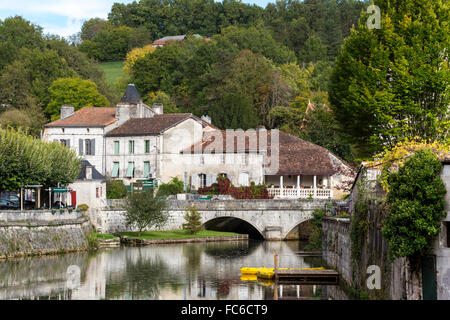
[
  {"left": 422, "top": 255, "right": 437, "bottom": 300},
  {"left": 70, "top": 191, "right": 77, "bottom": 208}
]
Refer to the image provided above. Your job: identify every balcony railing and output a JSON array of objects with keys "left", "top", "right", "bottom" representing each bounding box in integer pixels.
[{"left": 268, "top": 187, "right": 333, "bottom": 199}]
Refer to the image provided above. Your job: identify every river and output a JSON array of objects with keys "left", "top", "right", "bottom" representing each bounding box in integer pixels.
[{"left": 0, "top": 240, "right": 348, "bottom": 300}]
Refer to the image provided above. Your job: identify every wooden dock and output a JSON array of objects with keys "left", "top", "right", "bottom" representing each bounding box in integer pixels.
[{"left": 275, "top": 269, "right": 339, "bottom": 285}]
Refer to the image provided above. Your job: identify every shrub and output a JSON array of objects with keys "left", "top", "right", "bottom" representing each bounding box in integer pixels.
[
  {"left": 106, "top": 179, "right": 128, "bottom": 199},
  {"left": 182, "top": 206, "right": 203, "bottom": 235},
  {"left": 382, "top": 149, "right": 447, "bottom": 262},
  {"left": 77, "top": 204, "right": 89, "bottom": 212},
  {"left": 198, "top": 176, "right": 272, "bottom": 199},
  {"left": 156, "top": 177, "right": 184, "bottom": 197}
]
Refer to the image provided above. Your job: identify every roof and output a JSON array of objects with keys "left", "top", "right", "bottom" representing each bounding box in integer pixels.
[
  {"left": 45, "top": 107, "right": 117, "bottom": 127},
  {"left": 152, "top": 34, "right": 203, "bottom": 46},
  {"left": 77, "top": 160, "right": 106, "bottom": 181},
  {"left": 120, "top": 84, "right": 142, "bottom": 104},
  {"left": 105, "top": 113, "right": 212, "bottom": 137},
  {"left": 182, "top": 130, "right": 343, "bottom": 176}
]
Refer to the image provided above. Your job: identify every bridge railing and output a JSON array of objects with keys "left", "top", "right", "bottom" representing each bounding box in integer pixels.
[{"left": 268, "top": 187, "right": 333, "bottom": 199}]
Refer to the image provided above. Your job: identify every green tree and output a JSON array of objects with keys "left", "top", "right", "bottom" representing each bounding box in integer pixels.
[
  {"left": 156, "top": 177, "right": 184, "bottom": 197},
  {"left": 182, "top": 206, "right": 204, "bottom": 235},
  {"left": 383, "top": 149, "right": 447, "bottom": 261},
  {"left": 46, "top": 78, "right": 110, "bottom": 120},
  {"left": 329, "top": 0, "right": 450, "bottom": 157},
  {"left": 0, "top": 128, "right": 81, "bottom": 192},
  {"left": 122, "top": 190, "right": 168, "bottom": 236},
  {"left": 106, "top": 179, "right": 128, "bottom": 199}
]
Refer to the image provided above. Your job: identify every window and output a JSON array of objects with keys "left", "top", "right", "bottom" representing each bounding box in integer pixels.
[
  {"left": 144, "top": 161, "right": 150, "bottom": 178},
  {"left": 126, "top": 162, "right": 135, "bottom": 178},
  {"left": 114, "top": 141, "right": 120, "bottom": 155},
  {"left": 129, "top": 140, "right": 135, "bottom": 154},
  {"left": 96, "top": 187, "right": 99, "bottom": 198},
  {"left": 145, "top": 140, "right": 150, "bottom": 154},
  {"left": 60, "top": 139, "right": 70, "bottom": 147},
  {"left": 85, "top": 139, "right": 95, "bottom": 155},
  {"left": 199, "top": 173, "right": 207, "bottom": 188},
  {"left": 111, "top": 162, "right": 119, "bottom": 178}
]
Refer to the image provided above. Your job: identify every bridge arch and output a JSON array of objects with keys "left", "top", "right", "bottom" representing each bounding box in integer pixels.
[
  {"left": 203, "top": 216, "right": 265, "bottom": 240},
  {"left": 282, "top": 216, "right": 314, "bottom": 240}
]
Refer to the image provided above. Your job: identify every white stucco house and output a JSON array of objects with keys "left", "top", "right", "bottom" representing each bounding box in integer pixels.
[{"left": 42, "top": 84, "right": 356, "bottom": 200}]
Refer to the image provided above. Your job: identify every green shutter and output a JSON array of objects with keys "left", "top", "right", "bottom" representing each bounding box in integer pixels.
[
  {"left": 144, "top": 162, "right": 150, "bottom": 178},
  {"left": 112, "top": 162, "right": 119, "bottom": 178},
  {"left": 114, "top": 141, "right": 119, "bottom": 155},
  {"left": 129, "top": 140, "right": 134, "bottom": 154},
  {"left": 145, "top": 140, "right": 150, "bottom": 153},
  {"left": 126, "top": 162, "right": 134, "bottom": 177}
]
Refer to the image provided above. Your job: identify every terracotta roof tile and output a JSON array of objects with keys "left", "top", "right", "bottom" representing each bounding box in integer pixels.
[
  {"left": 182, "top": 130, "right": 342, "bottom": 175},
  {"left": 45, "top": 107, "right": 117, "bottom": 127}
]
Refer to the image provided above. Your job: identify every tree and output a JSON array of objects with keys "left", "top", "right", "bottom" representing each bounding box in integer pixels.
[
  {"left": 124, "top": 45, "right": 156, "bottom": 75},
  {"left": 382, "top": 148, "right": 447, "bottom": 299},
  {"left": 329, "top": 0, "right": 450, "bottom": 157},
  {"left": 106, "top": 179, "right": 128, "bottom": 199},
  {"left": 182, "top": 206, "right": 204, "bottom": 234},
  {"left": 45, "top": 78, "right": 110, "bottom": 120},
  {"left": 0, "top": 128, "right": 81, "bottom": 192},
  {"left": 122, "top": 190, "right": 168, "bottom": 236}
]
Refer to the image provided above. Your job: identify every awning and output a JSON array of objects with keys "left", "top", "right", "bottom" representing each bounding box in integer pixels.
[
  {"left": 111, "top": 162, "right": 119, "bottom": 178},
  {"left": 126, "top": 162, "right": 135, "bottom": 178}
]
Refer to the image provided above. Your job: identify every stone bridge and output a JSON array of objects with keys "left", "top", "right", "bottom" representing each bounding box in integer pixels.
[{"left": 96, "top": 199, "right": 348, "bottom": 240}]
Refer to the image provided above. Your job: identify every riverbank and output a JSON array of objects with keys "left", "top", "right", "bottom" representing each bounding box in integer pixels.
[
  {"left": 0, "top": 210, "right": 92, "bottom": 260},
  {"left": 93, "top": 230, "right": 248, "bottom": 246}
]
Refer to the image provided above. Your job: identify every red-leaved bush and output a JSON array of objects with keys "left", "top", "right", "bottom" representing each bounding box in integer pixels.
[{"left": 198, "top": 176, "right": 273, "bottom": 199}]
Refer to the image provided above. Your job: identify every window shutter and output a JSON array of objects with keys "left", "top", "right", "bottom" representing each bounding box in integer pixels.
[
  {"left": 79, "top": 139, "right": 83, "bottom": 155},
  {"left": 66, "top": 139, "right": 70, "bottom": 148},
  {"left": 91, "top": 139, "right": 95, "bottom": 155},
  {"left": 191, "top": 174, "right": 198, "bottom": 189},
  {"left": 206, "top": 174, "right": 212, "bottom": 187}
]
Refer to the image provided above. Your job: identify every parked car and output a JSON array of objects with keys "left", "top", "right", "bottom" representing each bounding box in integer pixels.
[
  {"left": 0, "top": 192, "right": 19, "bottom": 204},
  {"left": 0, "top": 199, "right": 20, "bottom": 210}
]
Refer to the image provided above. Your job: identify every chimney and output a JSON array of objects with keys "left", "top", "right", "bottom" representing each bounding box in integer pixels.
[
  {"left": 152, "top": 103, "right": 164, "bottom": 115},
  {"left": 86, "top": 165, "right": 93, "bottom": 180},
  {"left": 115, "top": 103, "right": 130, "bottom": 121},
  {"left": 201, "top": 115, "right": 211, "bottom": 124},
  {"left": 60, "top": 105, "right": 74, "bottom": 120}
]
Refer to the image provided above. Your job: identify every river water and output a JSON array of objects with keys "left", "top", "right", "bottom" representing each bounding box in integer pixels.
[{"left": 0, "top": 240, "right": 347, "bottom": 300}]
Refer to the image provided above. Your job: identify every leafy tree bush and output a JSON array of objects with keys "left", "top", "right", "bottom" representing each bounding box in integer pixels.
[
  {"left": 382, "top": 149, "right": 447, "bottom": 262},
  {"left": 329, "top": 0, "right": 450, "bottom": 156},
  {"left": 46, "top": 77, "right": 110, "bottom": 120},
  {"left": 122, "top": 190, "right": 168, "bottom": 236},
  {"left": 0, "top": 128, "right": 81, "bottom": 192},
  {"left": 198, "top": 176, "right": 272, "bottom": 199},
  {"left": 156, "top": 177, "right": 184, "bottom": 197},
  {"left": 305, "top": 208, "right": 327, "bottom": 250},
  {"left": 182, "top": 206, "right": 204, "bottom": 235},
  {"left": 106, "top": 179, "right": 128, "bottom": 199}
]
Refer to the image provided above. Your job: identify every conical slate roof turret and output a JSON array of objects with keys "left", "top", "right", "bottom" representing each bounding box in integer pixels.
[{"left": 120, "top": 84, "right": 142, "bottom": 104}]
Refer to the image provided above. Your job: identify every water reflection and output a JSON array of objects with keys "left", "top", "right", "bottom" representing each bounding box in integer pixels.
[{"left": 0, "top": 240, "right": 338, "bottom": 300}]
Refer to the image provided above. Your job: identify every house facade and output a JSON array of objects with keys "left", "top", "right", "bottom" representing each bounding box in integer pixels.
[{"left": 42, "top": 84, "right": 356, "bottom": 199}]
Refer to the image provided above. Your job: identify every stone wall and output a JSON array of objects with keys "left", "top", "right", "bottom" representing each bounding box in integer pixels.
[
  {"left": 0, "top": 210, "right": 91, "bottom": 259},
  {"left": 322, "top": 211, "right": 408, "bottom": 299}
]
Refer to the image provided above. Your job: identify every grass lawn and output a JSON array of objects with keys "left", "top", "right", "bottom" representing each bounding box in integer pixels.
[
  {"left": 92, "top": 233, "right": 118, "bottom": 240},
  {"left": 98, "top": 61, "right": 125, "bottom": 86},
  {"left": 117, "top": 229, "right": 240, "bottom": 240}
]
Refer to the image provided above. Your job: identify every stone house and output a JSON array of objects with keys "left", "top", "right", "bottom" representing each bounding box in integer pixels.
[{"left": 42, "top": 84, "right": 356, "bottom": 199}]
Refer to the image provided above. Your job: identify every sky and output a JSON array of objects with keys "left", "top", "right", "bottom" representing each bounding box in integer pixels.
[{"left": 0, "top": 0, "right": 274, "bottom": 38}]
